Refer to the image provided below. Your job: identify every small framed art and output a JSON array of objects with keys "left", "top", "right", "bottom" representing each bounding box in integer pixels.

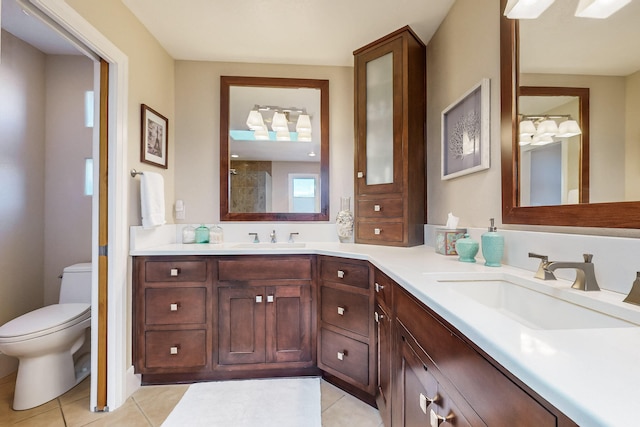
[
  {"left": 441, "top": 78, "right": 490, "bottom": 180},
  {"left": 141, "top": 104, "right": 168, "bottom": 169}
]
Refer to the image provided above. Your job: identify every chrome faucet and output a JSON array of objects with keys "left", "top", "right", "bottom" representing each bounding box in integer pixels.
[
  {"left": 288, "top": 232, "right": 299, "bottom": 244},
  {"left": 270, "top": 230, "right": 277, "bottom": 243},
  {"left": 544, "top": 253, "right": 600, "bottom": 291}
]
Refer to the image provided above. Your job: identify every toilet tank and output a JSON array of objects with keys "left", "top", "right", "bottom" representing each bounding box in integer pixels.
[{"left": 59, "top": 262, "right": 92, "bottom": 304}]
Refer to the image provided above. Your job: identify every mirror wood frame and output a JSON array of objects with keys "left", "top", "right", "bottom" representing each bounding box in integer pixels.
[
  {"left": 500, "top": 0, "right": 640, "bottom": 228},
  {"left": 220, "top": 76, "right": 330, "bottom": 221}
]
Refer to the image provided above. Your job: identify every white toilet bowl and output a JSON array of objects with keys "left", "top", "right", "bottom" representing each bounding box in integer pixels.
[{"left": 0, "top": 263, "right": 92, "bottom": 410}]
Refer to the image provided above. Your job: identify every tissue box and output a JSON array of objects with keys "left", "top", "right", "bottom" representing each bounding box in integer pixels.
[{"left": 435, "top": 228, "right": 467, "bottom": 255}]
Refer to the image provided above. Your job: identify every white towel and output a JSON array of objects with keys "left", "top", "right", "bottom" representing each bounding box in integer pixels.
[{"left": 140, "top": 171, "right": 166, "bottom": 229}]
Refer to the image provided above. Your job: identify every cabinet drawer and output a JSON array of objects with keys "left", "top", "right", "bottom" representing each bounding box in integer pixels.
[
  {"left": 144, "top": 260, "right": 207, "bottom": 282},
  {"left": 356, "top": 221, "right": 404, "bottom": 243},
  {"left": 357, "top": 198, "right": 403, "bottom": 219},
  {"left": 321, "top": 286, "right": 369, "bottom": 337},
  {"left": 320, "top": 328, "right": 369, "bottom": 386},
  {"left": 373, "top": 269, "right": 393, "bottom": 308},
  {"left": 319, "top": 259, "right": 369, "bottom": 289},
  {"left": 145, "top": 287, "right": 206, "bottom": 325},
  {"left": 145, "top": 330, "right": 207, "bottom": 369},
  {"left": 395, "top": 288, "right": 556, "bottom": 426},
  {"left": 218, "top": 257, "right": 312, "bottom": 281}
]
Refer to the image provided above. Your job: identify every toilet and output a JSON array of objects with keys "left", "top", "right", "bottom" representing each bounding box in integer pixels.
[{"left": 0, "top": 263, "right": 92, "bottom": 410}]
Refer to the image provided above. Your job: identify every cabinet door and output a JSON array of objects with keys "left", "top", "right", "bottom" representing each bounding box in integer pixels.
[
  {"left": 375, "top": 303, "right": 392, "bottom": 427},
  {"left": 355, "top": 37, "right": 403, "bottom": 195},
  {"left": 266, "top": 284, "right": 312, "bottom": 363},
  {"left": 218, "top": 287, "right": 266, "bottom": 365}
]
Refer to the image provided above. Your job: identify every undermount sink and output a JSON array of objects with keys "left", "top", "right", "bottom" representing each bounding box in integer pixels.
[
  {"left": 442, "top": 280, "right": 635, "bottom": 330},
  {"left": 232, "top": 242, "right": 306, "bottom": 249}
]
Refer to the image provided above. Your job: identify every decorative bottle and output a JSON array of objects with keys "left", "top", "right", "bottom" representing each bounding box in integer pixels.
[
  {"left": 456, "top": 234, "right": 479, "bottom": 263},
  {"left": 209, "top": 224, "right": 224, "bottom": 244},
  {"left": 182, "top": 225, "right": 196, "bottom": 244},
  {"left": 481, "top": 218, "right": 504, "bottom": 267},
  {"left": 336, "top": 196, "right": 354, "bottom": 243},
  {"left": 195, "top": 225, "right": 210, "bottom": 243}
]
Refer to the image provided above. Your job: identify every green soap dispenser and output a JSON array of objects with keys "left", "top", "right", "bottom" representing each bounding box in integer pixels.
[{"left": 481, "top": 218, "right": 504, "bottom": 267}]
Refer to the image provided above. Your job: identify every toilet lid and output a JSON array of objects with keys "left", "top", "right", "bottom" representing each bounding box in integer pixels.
[{"left": 0, "top": 303, "right": 90, "bottom": 341}]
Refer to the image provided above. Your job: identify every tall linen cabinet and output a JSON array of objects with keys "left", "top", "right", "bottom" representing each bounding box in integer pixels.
[{"left": 354, "top": 26, "right": 426, "bottom": 247}]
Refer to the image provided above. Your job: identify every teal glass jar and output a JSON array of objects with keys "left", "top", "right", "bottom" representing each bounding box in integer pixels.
[
  {"left": 456, "top": 234, "right": 479, "bottom": 263},
  {"left": 195, "top": 225, "right": 210, "bottom": 243},
  {"left": 481, "top": 218, "right": 504, "bottom": 267}
]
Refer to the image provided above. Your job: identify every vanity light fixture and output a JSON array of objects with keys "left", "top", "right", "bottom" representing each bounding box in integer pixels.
[
  {"left": 504, "top": 0, "right": 555, "bottom": 19},
  {"left": 296, "top": 114, "right": 312, "bottom": 142},
  {"left": 575, "top": 0, "right": 631, "bottom": 18},
  {"left": 518, "top": 115, "right": 582, "bottom": 145},
  {"left": 246, "top": 110, "right": 266, "bottom": 131}
]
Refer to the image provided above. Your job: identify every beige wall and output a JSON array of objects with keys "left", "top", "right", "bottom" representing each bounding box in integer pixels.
[
  {"left": 625, "top": 70, "right": 640, "bottom": 200},
  {"left": 521, "top": 73, "right": 626, "bottom": 203},
  {"left": 43, "top": 55, "right": 94, "bottom": 305},
  {"left": 67, "top": 0, "right": 176, "bottom": 227},
  {"left": 426, "top": 0, "right": 502, "bottom": 228},
  {"left": 174, "top": 61, "right": 353, "bottom": 223},
  {"left": 0, "top": 31, "right": 46, "bottom": 376}
]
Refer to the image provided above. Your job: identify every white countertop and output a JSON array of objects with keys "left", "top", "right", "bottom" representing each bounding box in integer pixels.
[{"left": 131, "top": 242, "right": 640, "bottom": 426}]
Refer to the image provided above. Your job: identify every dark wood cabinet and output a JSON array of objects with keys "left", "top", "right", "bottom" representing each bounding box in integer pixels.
[
  {"left": 318, "top": 256, "right": 376, "bottom": 400},
  {"left": 133, "top": 256, "right": 214, "bottom": 375},
  {"left": 353, "top": 26, "right": 426, "bottom": 247},
  {"left": 374, "top": 268, "right": 394, "bottom": 427}
]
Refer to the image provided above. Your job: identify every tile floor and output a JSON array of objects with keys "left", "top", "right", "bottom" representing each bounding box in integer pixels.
[{"left": 0, "top": 373, "right": 382, "bottom": 427}]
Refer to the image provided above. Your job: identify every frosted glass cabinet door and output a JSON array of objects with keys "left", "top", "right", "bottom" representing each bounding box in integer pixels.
[{"left": 366, "top": 53, "right": 394, "bottom": 186}]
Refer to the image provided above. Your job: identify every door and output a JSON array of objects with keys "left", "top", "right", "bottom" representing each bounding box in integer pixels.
[
  {"left": 266, "top": 284, "right": 312, "bottom": 363},
  {"left": 376, "top": 303, "right": 392, "bottom": 427},
  {"left": 218, "top": 287, "right": 266, "bottom": 365},
  {"left": 355, "top": 37, "right": 404, "bottom": 196}
]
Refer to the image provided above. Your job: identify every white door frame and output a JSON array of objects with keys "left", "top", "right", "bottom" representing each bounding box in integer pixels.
[{"left": 30, "top": 0, "right": 132, "bottom": 411}]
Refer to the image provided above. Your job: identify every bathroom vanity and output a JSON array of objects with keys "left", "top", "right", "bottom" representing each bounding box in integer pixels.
[{"left": 130, "top": 239, "right": 640, "bottom": 426}]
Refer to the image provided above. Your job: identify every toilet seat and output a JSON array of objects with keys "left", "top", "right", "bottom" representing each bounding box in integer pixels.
[{"left": 0, "top": 303, "right": 90, "bottom": 343}]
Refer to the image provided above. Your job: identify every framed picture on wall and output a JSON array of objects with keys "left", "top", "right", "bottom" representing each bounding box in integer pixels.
[
  {"left": 141, "top": 104, "right": 168, "bottom": 169},
  {"left": 441, "top": 78, "right": 490, "bottom": 180}
]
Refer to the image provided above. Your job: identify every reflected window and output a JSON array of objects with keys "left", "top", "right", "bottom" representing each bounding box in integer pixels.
[
  {"left": 289, "top": 174, "right": 319, "bottom": 213},
  {"left": 84, "top": 158, "right": 93, "bottom": 196}
]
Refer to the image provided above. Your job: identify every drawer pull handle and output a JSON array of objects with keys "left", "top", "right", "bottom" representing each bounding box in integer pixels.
[
  {"left": 267, "top": 295, "right": 274, "bottom": 303},
  {"left": 256, "top": 295, "right": 263, "bottom": 303},
  {"left": 374, "top": 204, "right": 381, "bottom": 212},
  {"left": 374, "top": 228, "right": 382, "bottom": 235},
  {"left": 337, "top": 306, "right": 346, "bottom": 316},
  {"left": 375, "top": 282, "right": 385, "bottom": 293},
  {"left": 337, "top": 350, "right": 348, "bottom": 361},
  {"left": 170, "top": 303, "right": 179, "bottom": 311},
  {"left": 170, "top": 345, "right": 180, "bottom": 355},
  {"left": 170, "top": 268, "right": 180, "bottom": 277},
  {"left": 429, "top": 409, "right": 446, "bottom": 427},
  {"left": 357, "top": 171, "right": 364, "bottom": 178},
  {"left": 337, "top": 270, "right": 345, "bottom": 279}
]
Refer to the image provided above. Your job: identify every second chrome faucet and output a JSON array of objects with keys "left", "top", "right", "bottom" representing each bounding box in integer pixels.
[{"left": 528, "top": 252, "right": 600, "bottom": 291}]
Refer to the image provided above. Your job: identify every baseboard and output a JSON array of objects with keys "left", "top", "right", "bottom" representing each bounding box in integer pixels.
[
  {"left": 0, "top": 354, "right": 18, "bottom": 379},
  {"left": 125, "top": 365, "right": 141, "bottom": 399}
]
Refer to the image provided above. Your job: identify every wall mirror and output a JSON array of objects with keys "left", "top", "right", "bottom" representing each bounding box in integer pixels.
[
  {"left": 220, "top": 76, "right": 329, "bottom": 221},
  {"left": 500, "top": 0, "right": 640, "bottom": 228}
]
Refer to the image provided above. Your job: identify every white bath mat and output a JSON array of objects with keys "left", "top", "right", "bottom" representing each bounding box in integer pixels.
[{"left": 161, "top": 377, "right": 321, "bottom": 427}]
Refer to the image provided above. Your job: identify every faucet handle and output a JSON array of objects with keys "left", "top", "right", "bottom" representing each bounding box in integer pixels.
[
  {"left": 583, "top": 253, "right": 594, "bottom": 263},
  {"left": 528, "top": 252, "right": 555, "bottom": 280},
  {"left": 288, "top": 232, "right": 299, "bottom": 244},
  {"left": 249, "top": 232, "right": 260, "bottom": 243}
]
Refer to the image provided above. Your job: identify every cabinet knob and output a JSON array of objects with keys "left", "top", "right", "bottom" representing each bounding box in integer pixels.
[
  {"left": 170, "top": 268, "right": 180, "bottom": 277},
  {"left": 267, "top": 295, "right": 274, "bottom": 303},
  {"left": 256, "top": 295, "right": 263, "bottom": 303},
  {"left": 374, "top": 204, "right": 381, "bottom": 212},
  {"left": 375, "top": 282, "right": 385, "bottom": 293},
  {"left": 357, "top": 171, "right": 364, "bottom": 178},
  {"left": 170, "top": 345, "right": 179, "bottom": 355},
  {"left": 170, "top": 303, "right": 179, "bottom": 311},
  {"left": 374, "top": 228, "right": 382, "bottom": 235},
  {"left": 337, "top": 270, "right": 345, "bottom": 279},
  {"left": 337, "top": 350, "right": 348, "bottom": 361},
  {"left": 375, "top": 311, "right": 384, "bottom": 322},
  {"left": 337, "top": 306, "right": 346, "bottom": 316},
  {"left": 429, "top": 409, "right": 446, "bottom": 427}
]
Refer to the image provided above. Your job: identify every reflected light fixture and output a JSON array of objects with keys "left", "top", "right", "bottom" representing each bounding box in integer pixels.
[
  {"left": 296, "top": 114, "right": 312, "bottom": 142},
  {"left": 308, "top": 151, "right": 316, "bottom": 157},
  {"left": 271, "top": 112, "right": 289, "bottom": 132},
  {"left": 518, "top": 116, "right": 582, "bottom": 146},
  {"left": 504, "top": 0, "right": 555, "bottom": 19},
  {"left": 246, "top": 110, "right": 266, "bottom": 131},
  {"left": 575, "top": 0, "right": 631, "bottom": 18}
]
